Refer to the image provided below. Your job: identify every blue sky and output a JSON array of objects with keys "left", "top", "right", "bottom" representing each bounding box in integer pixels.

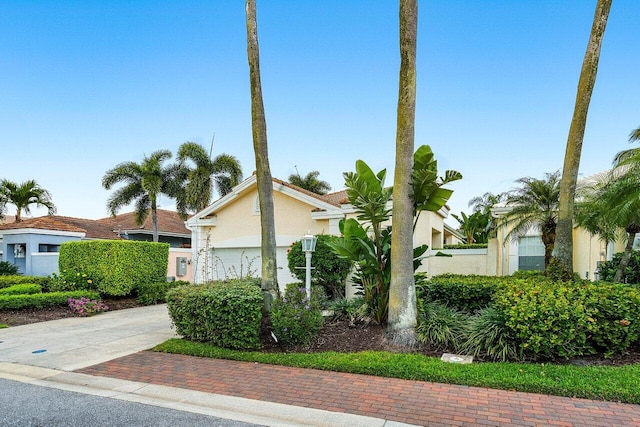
[{"left": 1, "top": 1, "right": 638, "bottom": 225}]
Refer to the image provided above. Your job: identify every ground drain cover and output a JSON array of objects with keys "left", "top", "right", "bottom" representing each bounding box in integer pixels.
[
  {"left": 32, "top": 349, "right": 47, "bottom": 354},
  {"left": 441, "top": 353, "right": 473, "bottom": 364}
]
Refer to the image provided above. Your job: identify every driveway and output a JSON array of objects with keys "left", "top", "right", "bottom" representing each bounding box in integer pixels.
[{"left": 0, "top": 304, "right": 176, "bottom": 371}]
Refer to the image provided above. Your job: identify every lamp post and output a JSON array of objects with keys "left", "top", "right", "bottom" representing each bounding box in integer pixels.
[{"left": 300, "top": 231, "right": 317, "bottom": 298}]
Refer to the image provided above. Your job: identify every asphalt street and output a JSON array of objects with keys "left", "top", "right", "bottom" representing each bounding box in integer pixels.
[{"left": 0, "top": 378, "right": 262, "bottom": 427}]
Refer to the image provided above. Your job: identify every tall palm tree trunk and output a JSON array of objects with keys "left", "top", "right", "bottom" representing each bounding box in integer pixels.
[
  {"left": 246, "top": 0, "right": 278, "bottom": 311},
  {"left": 388, "top": 0, "right": 418, "bottom": 347},
  {"left": 151, "top": 201, "right": 159, "bottom": 243},
  {"left": 555, "top": 0, "right": 612, "bottom": 275}
]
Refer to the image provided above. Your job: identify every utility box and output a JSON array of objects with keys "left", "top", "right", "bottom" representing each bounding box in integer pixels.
[{"left": 176, "top": 257, "right": 188, "bottom": 277}]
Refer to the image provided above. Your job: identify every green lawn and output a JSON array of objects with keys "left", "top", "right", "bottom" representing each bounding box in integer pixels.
[{"left": 154, "top": 338, "right": 640, "bottom": 404}]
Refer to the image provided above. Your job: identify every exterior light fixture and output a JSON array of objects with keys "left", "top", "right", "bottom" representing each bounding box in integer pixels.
[{"left": 300, "top": 231, "right": 317, "bottom": 298}]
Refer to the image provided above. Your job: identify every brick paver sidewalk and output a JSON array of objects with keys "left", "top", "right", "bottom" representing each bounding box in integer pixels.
[{"left": 78, "top": 351, "right": 640, "bottom": 427}]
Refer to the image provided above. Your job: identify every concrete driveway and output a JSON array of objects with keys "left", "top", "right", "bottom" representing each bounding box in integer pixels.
[{"left": 0, "top": 304, "right": 176, "bottom": 371}]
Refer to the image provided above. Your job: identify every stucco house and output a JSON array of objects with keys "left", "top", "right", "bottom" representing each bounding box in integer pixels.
[
  {"left": 0, "top": 209, "right": 192, "bottom": 278},
  {"left": 186, "top": 175, "right": 460, "bottom": 290}
]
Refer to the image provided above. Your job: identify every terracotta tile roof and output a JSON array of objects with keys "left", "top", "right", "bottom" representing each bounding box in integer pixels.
[
  {"left": 272, "top": 178, "right": 342, "bottom": 207},
  {"left": 320, "top": 190, "right": 349, "bottom": 206},
  {"left": 97, "top": 209, "right": 190, "bottom": 236},
  {"left": 0, "top": 215, "right": 119, "bottom": 239}
]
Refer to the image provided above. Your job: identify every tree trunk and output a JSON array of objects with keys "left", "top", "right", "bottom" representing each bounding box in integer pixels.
[
  {"left": 246, "top": 0, "right": 278, "bottom": 312},
  {"left": 151, "top": 201, "right": 159, "bottom": 243},
  {"left": 388, "top": 0, "right": 418, "bottom": 348},
  {"left": 554, "top": 0, "right": 612, "bottom": 277},
  {"left": 614, "top": 231, "right": 637, "bottom": 283}
]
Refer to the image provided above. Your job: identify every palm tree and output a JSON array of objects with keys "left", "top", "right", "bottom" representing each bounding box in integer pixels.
[
  {"left": 612, "top": 126, "right": 640, "bottom": 167},
  {"left": 388, "top": 0, "right": 419, "bottom": 347},
  {"left": 555, "top": 0, "right": 612, "bottom": 275},
  {"left": 501, "top": 171, "right": 561, "bottom": 269},
  {"left": 0, "top": 179, "right": 56, "bottom": 222},
  {"left": 287, "top": 170, "right": 331, "bottom": 195},
  {"left": 176, "top": 141, "right": 243, "bottom": 212},
  {"left": 576, "top": 170, "right": 640, "bottom": 282},
  {"left": 452, "top": 211, "right": 490, "bottom": 244},
  {"left": 246, "top": 0, "right": 278, "bottom": 311},
  {"left": 468, "top": 191, "right": 505, "bottom": 238},
  {"left": 102, "top": 150, "right": 181, "bottom": 242}
]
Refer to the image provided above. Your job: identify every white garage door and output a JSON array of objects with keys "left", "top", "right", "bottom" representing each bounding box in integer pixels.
[{"left": 211, "top": 247, "right": 296, "bottom": 291}]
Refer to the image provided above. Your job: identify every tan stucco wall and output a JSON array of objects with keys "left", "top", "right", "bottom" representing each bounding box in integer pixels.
[
  {"left": 168, "top": 248, "right": 193, "bottom": 282},
  {"left": 426, "top": 247, "right": 497, "bottom": 277}
]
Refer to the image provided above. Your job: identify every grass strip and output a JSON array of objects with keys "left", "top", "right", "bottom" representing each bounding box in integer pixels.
[{"left": 154, "top": 338, "right": 640, "bottom": 404}]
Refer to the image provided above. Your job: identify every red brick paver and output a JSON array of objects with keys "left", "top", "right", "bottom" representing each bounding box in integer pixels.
[{"left": 77, "top": 351, "right": 640, "bottom": 427}]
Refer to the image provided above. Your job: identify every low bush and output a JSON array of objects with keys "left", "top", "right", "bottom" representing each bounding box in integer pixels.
[
  {"left": 0, "top": 283, "right": 42, "bottom": 296},
  {"left": 68, "top": 297, "right": 109, "bottom": 316},
  {"left": 493, "top": 280, "right": 640, "bottom": 359},
  {"left": 0, "top": 290, "right": 101, "bottom": 310},
  {"left": 329, "top": 297, "right": 369, "bottom": 325},
  {"left": 0, "top": 275, "right": 50, "bottom": 289},
  {"left": 0, "top": 261, "right": 19, "bottom": 276},
  {"left": 136, "top": 281, "right": 189, "bottom": 305},
  {"left": 416, "top": 301, "right": 470, "bottom": 351},
  {"left": 166, "top": 279, "right": 262, "bottom": 350},
  {"left": 270, "top": 283, "right": 325, "bottom": 346},
  {"left": 417, "top": 274, "right": 504, "bottom": 313},
  {"left": 442, "top": 243, "right": 488, "bottom": 250},
  {"left": 48, "top": 271, "right": 96, "bottom": 292},
  {"left": 459, "top": 307, "right": 519, "bottom": 362}
]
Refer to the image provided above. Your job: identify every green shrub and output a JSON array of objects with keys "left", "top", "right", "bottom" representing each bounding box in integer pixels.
[
  {"left": 418, "top": 274, "right": 504, "bottom": 313},
  {"left": 598, "top": 251, "right": 640, "bottom": 284},
  {"left": 59, "top": 240, "right": 169, "bottom": 296},
  {"left": 494, "top": 281, "right": 597, "bottom": 359},
  {"left": 442, "top": 243, "right": 488, "bottom": 250},
  {"left": 0, "top": 275, "right": 50, "bottom": 289},
  {"left": 287, "top": 235, "right": 352, "bottom": 299},
  {"left": 416, "top": 301, "right": 471, "bottom": 351},
  {"left": 0, "top": 261, "right": 19, "bottom": 276},
  {"left": 584, "top": 283, "right": 640, "bottom": 357},
  {"left": 329, "top": 297, "right": 369, "bottom": 325},
  {"left": 0, "top": 290, "right": 101, "bottom": 310},
  {"left": 166, "top": 279, "right": 262, "bottom": 350},
  {"left": 136, "top": 280, "right": 189, "bottom": 305},
  {"left": 0, "top": 283, "right": 42, "bottom": 296},
  {"left": 270, "top": 283, "right": 325, "bottom": 346},
  {"left": 460, "top": 307, "right": 519, "bottom": 362},
  {"left": 48, "top": 271, "right": 97, "bottom": 292}
]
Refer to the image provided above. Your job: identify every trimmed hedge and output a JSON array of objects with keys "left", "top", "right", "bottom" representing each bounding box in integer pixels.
[
  {"left": 166, "top": 279, "right": 263, "bottom": 350},
  {"left": 59, "top": 240, "right": 169, "bottom": 296},
  {"left": 494, "top": 280, "right": 640, "bottom": 359},
  {"left": 0, "top": 276, "right": 51, "bottom": 289},
  {"left": 418, "top": 274, "right": 506, "bottom": 313},
  {"left": 0, "top": 283, "right": 42, "bottom": 296},
  {"left": 442, "top": 243, "right": 488, "bottom": 250},
  {"left": 0, "top": 290, "right": 101, "bottom": 310},
  {"left": 136, "top": 280, "right": 190, "bottom": 305}
]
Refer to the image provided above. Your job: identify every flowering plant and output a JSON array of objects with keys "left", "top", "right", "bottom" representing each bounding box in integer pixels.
[
  {"left": 68, "top": 297, "right": 109, "bottom": 317},
  {"left": 270, "top": 283, "right": 325, "bottom": 346}
]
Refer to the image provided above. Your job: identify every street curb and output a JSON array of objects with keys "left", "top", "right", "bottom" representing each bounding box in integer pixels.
[{"left": 0, "top": 362, "right": 418, "bottom": 427}]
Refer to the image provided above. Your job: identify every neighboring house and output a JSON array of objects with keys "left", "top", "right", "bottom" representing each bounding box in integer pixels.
[
  {"left": 0, "top": 215, "right": 16, "bottom": 258},
  {"left": 490, "top": 203, "right": 627, "bottom": 280},
  {"left": 186, "top": 175, "right": 459, "bottom": 290},
  {"left": 0, "top": 210, "right": 192, "bottom": 279}
]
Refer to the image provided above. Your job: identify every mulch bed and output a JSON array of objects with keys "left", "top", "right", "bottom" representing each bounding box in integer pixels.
[{"left": 3, "top": 301, "right": 640, "bottom": 366}]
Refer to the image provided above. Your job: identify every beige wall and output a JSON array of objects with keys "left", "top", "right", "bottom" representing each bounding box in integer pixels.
[
  {"left": 426, "top": 244, "right": 498, "bottom": 277},
  {"left": 168, "top": 248, "right": 193, "bottom": 281}
]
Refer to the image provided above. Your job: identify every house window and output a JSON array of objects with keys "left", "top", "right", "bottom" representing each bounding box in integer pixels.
[
  {"left": 39, "top": 244, "right": 60, "bottom": 253},
  {"left": 253, "top": 195, "right": 260, "bottom": 215},
  {"left": 518, "top": 236, "right": 544, "bottom": 271}
]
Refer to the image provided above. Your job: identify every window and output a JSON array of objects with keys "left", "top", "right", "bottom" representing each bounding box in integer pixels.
[
  {"left": 518, "top": 236, "right": 544, "bottom": 271},
  {"left": 38, "top": 244, "right": 60, "bottom": 253}
]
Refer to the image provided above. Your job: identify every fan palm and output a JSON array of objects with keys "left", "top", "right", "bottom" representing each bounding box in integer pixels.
[
  {"left": 0, "top": 179, "right": 56, "bottom": 222},
  {"left": 176, "top": 142, "right": 243, "bottom": 212},
  {"left": 501, "top": 171, "right": 561, "bottom": 269},
  {"left": 287, "top": 170, "right": 331, "bottom": 195},
  {"left": 102, "top": 150, "right": 181, "bottom": 242}
]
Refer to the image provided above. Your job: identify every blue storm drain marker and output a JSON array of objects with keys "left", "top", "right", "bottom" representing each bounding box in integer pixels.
[{"left": 32, "top": 349, "right": 47, "bottom": 354}]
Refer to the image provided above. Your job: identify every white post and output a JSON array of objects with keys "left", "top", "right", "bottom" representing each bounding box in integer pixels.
[{"left": 305, "top": 251, "right": 312, "bottom": 298}]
